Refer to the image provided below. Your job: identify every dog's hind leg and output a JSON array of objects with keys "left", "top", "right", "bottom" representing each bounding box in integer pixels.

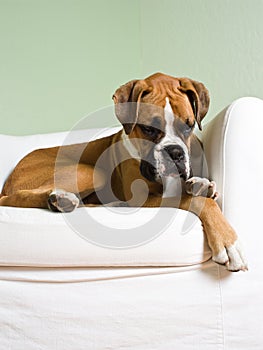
[
  {"left": 46, "top": 164, "right": 107, "bottom": 212},
  {"left": 0, "top": 188, "right": 53, "bottom": 209},
  {"left": 0, "top": 164, "right": 106, "bottom": 212},
  {"left": 0, "top": 187, "right": 79, "bottom": 212},
  {"left": 0, "top": 187, "right": 82, "bottom": 212}
]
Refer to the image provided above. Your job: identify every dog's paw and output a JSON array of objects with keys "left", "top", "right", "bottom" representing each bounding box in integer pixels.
[
  {"left": 48, "top": 189, "right": 79, "bottom": 213},
  {"left": 212, "top": 239, "right": 248, "bottom": 272},
  {"left": 185, "top": 177, "right": 219, "bottom": 200}
]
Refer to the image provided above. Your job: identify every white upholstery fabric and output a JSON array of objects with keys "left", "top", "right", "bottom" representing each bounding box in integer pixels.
[
  {"left": 0, "top": 262, "right": 223, "bottom": 350},
  {"left": 203, "top": 97, "right": 263, "bottom": 350},
  {"left": 0, "top": 206, "right": 210, "bottom": 267}
]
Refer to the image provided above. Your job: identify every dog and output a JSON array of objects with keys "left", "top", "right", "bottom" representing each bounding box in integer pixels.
[{"left": 0, "top": 72, "right": 247, "bottom": 271}]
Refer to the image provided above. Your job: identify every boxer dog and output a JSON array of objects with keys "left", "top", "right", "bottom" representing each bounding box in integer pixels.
[{"left": 0, "top": 73, "right": 247, "bottom": 272}]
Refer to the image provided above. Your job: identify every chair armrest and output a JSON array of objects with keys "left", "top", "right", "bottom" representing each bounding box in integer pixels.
[{"left": 201, "top": 97, "right": 263, "bottom": 241}]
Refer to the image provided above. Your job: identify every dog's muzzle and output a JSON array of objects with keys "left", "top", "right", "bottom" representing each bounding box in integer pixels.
[{"left": 140, "top": 144, "right": 189, "bottom": 182}]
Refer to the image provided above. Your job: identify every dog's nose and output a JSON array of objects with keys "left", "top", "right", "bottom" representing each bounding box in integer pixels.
[{"left": 163, "top": 145, "right": 184, "bottom": 162}]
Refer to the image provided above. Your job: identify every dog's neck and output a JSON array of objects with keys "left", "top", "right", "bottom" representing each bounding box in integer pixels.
[
  {"left": 121, "top": 129, "right": 182, "bottom": 198},
  {"left": 162, "top": 176, "right": 183, "bottom": 198},
  {"left": 121, "top": 129, "right": 141, "bottom": 160}
]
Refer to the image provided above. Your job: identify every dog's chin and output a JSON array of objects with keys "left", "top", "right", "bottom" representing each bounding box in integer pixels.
[
  {"left": 140, "top": 160, "right": 188, "bottom": 183},
  {"left": 157, "top": 163, "right": 189, "bottom": 182},
  {"left": 158, "top": 172, "right": 188, "bottom": 182}
]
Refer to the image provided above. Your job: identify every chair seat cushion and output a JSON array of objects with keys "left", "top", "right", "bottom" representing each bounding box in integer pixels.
[{"left": 0, "top": 206, "right": 211, "bottom": 267}]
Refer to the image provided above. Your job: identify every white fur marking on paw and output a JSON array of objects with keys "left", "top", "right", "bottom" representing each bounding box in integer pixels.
[
  {"left": 185, "top": 177, "right": 218, "bottom": 199},
  {"left": 213, "top": 239, "right": 248, "bottom": 272},
  {"left": 49, "top": 189, "right": 79, "bottom": 212},
  {"left": 212, "top": 249, "right": 229, "bottom": 265},
  {"left": 226, "top": 239, "right": 248, "bottom": 271}
]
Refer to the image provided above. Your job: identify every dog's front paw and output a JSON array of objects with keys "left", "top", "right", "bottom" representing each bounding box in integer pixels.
[
  {"left": 212, "top": 239, "right": 248, "bottom": 272},
  {"left": 185, "top": 177, "right": 219, "bottom": 200},
  {"left": 48, "top": 189, "right": 79, "bottom": 213}
]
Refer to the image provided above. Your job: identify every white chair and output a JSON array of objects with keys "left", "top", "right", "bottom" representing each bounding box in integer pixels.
[{"left": 0, "top": 97, "right": 262, "bottom": 349}]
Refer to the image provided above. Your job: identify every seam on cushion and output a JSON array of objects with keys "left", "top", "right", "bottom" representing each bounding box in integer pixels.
[
  {"left": 217, "top": 265, "right": 226, "bottom": 350},
  {"left": 0, "top": 261, "right": 215, "bottom": 283}
]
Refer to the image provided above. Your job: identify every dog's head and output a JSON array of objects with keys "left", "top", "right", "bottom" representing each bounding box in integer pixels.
[{"left": 112, "top": 72, "right": 209, "bottom": 182}]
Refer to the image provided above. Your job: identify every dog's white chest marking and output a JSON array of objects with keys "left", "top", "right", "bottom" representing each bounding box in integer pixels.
[
  {"left": 121, "top": 130, "right": 141, "bottom": 160},
  {"left": 162, "top": 176, "right": 182, "bottom": 198}
]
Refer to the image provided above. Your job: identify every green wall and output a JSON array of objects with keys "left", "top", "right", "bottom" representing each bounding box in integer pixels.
[
  {"left": 0, "top": 0, "right": 141, "bottom": 135},
  {"left": 1, "top": 0, "right": 263, "bottom": 135},
  {"left": 140, "top": 0, "right": 263, "bottom": 122}
]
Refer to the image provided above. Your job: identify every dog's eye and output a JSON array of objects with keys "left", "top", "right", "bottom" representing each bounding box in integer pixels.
[
  {"left": 139, "top": 124, "right": 160, "bottom": 139},
  {"left": 177, "top": 121, "right": 194, "bottom": 137},
  {"left": 182, "top": 125, "right": 193, "bottom": 135}
]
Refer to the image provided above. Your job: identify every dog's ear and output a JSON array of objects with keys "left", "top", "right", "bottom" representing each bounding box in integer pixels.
[
  {"left": 112, "top": 79, "right": 150, "bottom": 134},
  {"left": 179, "top": 78, "right": 210, "bottom": 130}
]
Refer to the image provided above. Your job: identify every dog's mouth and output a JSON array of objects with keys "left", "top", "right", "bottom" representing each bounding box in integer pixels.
[
  {"left": 140, "top": 160, "right": 188, "bottom": 182},
  {"left": 140, "top": 146, "right": 189, "bottom": 183}
]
